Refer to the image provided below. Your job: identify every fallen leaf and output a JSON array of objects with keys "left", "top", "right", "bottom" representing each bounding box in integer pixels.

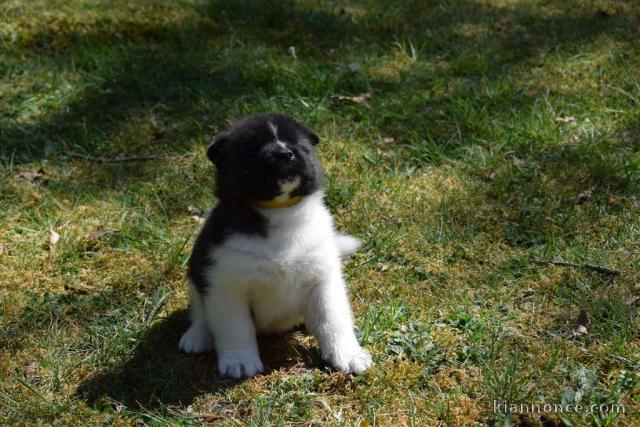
[
  {"left": 625, "top": 295, "right": 639, "bottom": 307},
  {"left": 483, "top": 170, "right": 497, "bottom": 181},
  {"left": 575, "top": 190, "right": 592, "bottom": 204},
  {"left": 49, "top": 229, "right": 60, "bottom": 248},
  {"left": 15, "top": 168, "right": 45, "bottom": 181},
  {"left": 24, "top": 361, "right": 39, "bottom": 378},
  {"left": 376, "top": 137, "right": 396, "bottom": 145},
  {"left": 201, "top": 413, "right": 224, "bottom": 423},
  {"left": 64, "top": 283, "right": 89, "bottom": 295},
  {"left": 555, "top": 115, "right": 576, "bottom": 123},
  {"left": 187, "top": 205, "right": 201, "bottom": 215},
  {"left": 331, "top": 92, "right": 372, "bottom": 108},
  {"left": 572, "top": 310, "right": 590, "bottom": 337},
  {"left": 84, "top": 227, "right": 118, "bottom": 240},
  {"left": 287, "top": 46, "right": 297, "bottom": 59},
  {"left": 572, "top": 325, "right": 588, "bottom": 337}
]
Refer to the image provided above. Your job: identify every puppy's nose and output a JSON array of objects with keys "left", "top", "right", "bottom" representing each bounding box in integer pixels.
[{"left": 276, "top": 147, "right": 296, "bottom": 161}]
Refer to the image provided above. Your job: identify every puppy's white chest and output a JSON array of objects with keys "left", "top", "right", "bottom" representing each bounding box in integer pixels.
[
  {"left": 212, "top": 201, "right": 339, "bottom": 332},
  {"left": 236, "top": 237, "right": 323, "bottom": 332},
  {"left": 243, "top": 224, "right": 331, "bottom": 286}
]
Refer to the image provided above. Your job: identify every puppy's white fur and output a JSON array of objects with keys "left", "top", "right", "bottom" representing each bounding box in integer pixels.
[
  {"left": 179, "top": 192, "right": 371, "bottom": 378},
  {"left": 274, "top": 176, "right": 301, "bottom": 202}
]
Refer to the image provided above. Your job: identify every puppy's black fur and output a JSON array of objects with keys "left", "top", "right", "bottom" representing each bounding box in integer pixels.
[{"left": 189, "top": 114, "right": 324, "bottom": 294}]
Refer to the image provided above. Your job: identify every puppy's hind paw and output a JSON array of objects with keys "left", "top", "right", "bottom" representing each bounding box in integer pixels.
[
  {"left": 218, "top": 352, "right": 264, "bottom": 379},
  {"left": 179, "top": 326, "right": 214, "bottom": 354}
]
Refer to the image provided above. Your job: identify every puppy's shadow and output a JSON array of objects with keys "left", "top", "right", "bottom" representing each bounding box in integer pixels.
[{"left": 77, "top": 309, "right": 322, "bottom": 409}]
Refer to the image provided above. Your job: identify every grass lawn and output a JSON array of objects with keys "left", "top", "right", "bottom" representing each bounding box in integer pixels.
[{"left": 1, "top": 0, "right": 639, "bottom": 424}]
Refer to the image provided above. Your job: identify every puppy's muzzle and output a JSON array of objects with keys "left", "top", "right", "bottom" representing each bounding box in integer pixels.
[{"left": 275, "top": 145, "right": 296, "bottom": 162}]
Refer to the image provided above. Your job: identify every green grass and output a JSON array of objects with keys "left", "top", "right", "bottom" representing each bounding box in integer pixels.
[{"left": 1, "top": 0, "right": 639, "bottom": 424}]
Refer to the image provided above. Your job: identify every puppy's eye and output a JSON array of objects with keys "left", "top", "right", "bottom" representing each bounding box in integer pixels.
[{"left": 299, "top": 145, "right": 311, "bottom": 154}]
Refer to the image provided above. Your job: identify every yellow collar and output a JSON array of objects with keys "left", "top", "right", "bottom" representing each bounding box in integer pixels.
[{"left": 253, "top": 196, "right": 302, "bottom": 209}]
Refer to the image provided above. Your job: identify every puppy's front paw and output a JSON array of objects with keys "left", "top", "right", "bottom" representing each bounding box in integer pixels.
[
  {"left": 218, "top": 352, "right": 264, "bottom": 379},
  {"left": 326, "top": 346, "right": 373, "bottom": 374},
  {"left": 179, "top": 326, "right": 215, "bottom": 354}
]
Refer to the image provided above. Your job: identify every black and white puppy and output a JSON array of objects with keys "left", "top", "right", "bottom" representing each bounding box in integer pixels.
[{"left": 179, "top": 114, "right": 372, "bottom": 378}]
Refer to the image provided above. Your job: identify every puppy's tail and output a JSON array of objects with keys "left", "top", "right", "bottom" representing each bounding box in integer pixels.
[{"left": 336, "top": 234, "right": 361, "bottom": 258}]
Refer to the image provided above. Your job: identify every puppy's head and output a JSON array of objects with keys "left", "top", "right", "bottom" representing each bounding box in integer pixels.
[{"left": 207, "top": 114, "right": 323, "bottom": 205}]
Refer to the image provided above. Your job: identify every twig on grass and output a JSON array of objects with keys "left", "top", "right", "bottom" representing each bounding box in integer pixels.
[
  {"left": 530, "top": 257, "right": 620, "bottom": 276},
  {"left": 69, "top": 153, "right": 169, "bottom": 163}
]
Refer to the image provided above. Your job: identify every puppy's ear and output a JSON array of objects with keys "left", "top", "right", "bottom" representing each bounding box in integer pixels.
[
  {"left": 304, "top": 130, "right": 320, "bottom": 145},
  {"left": 207, "top": 134, "right": 228, "bottom": 164}
]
